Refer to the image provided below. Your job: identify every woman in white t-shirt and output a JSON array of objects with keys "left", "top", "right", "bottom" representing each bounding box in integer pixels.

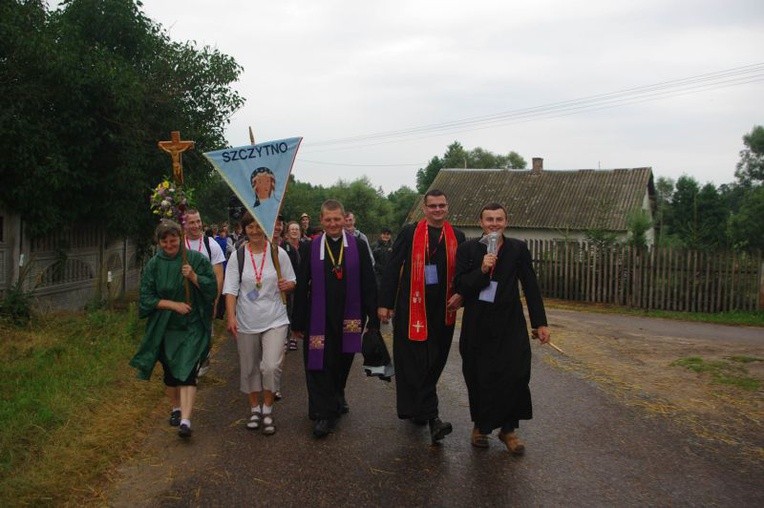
[{"left": 223, "top": 212, "right": 296, "bottom": 435}]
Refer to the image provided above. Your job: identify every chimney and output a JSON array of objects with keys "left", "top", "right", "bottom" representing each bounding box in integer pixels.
[{"left": 531, "top": 157, "right": 543, "bottom": 174}]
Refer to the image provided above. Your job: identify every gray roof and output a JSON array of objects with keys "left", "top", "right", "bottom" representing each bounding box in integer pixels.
[{"left": 408, "top": 167, "right": 654, "bottom": 232}]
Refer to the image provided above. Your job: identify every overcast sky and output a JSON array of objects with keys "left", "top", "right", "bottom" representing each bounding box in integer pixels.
[{"left": 52, "top": 0, "right": 764, "bottom": 193}]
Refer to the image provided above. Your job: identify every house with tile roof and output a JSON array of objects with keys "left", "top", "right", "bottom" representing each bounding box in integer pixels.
[{"left": 407, "top": 158, "right": 656, "bottom": 243}]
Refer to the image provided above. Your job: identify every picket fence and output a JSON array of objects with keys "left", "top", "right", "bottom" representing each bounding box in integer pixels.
[{"left": 525, "top": 240, "right": 763, "bottom": 312}]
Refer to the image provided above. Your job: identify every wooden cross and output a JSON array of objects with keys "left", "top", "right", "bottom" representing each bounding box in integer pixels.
[{"left": 158, "top": 131, "right": 195, "bottom": 185}]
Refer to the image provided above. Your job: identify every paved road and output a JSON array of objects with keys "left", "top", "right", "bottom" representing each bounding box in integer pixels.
[{"left": 109, "top": 316, "right": 763, "bottom": 507}]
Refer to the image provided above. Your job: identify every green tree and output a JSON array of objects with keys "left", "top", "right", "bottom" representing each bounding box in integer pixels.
[
  {"left": 626, "top": 208, "right": 652, "bottom": 249},
  {"left": 735, "top": 125, "right": 764, "bottom": 187},
  {"left": 728, "top": 186, "right": 764, "bottom": 251},
  {"left": 194, "top": 172, "right": 231, "bottom": 226},
  {"left": 330, "top": 177, "right": 392, "bottom": 235},
  {"left": 670, "top": 175, "right": 701, "bottom": 248},
  {"left": 0, "top": 0, "right": 244, "bottom": 241},
  {"left": 415, "top": 142, "right": 526, "bottom": 193},
  {"left": 669, "top": 176, "right": 728, "bottom": 250},
  {"left": 280, "top": 176, "right": 328, "bottom": 224},
  {"left": 695, "top": 183, "right": 728, "bottom": 250},
  {"left": 653, "top": 176, "right": 675, "bottom": 246},
  {"left": 416, "top": 156, "right": 444, "bottom": 193},
  {"left": 505, "top": 151, "right": 527, "bottom": 169},
  {"left": 387, "top": 185, "right": 419, "bottom": 230},
  {"left": 441, "top": 141, "right": 470, "bottom": 169}
]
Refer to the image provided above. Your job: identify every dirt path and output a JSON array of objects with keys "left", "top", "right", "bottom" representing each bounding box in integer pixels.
[
  {"left": 546, "top": 308, "right": 763, "bottom": 463},
  {"left": 103, "top": 310, "right": 763, "bottom": 506}
]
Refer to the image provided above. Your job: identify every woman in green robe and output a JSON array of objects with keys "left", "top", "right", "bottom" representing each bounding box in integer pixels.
[{"left": 130, "top": 220, "right": 217, "bottom": 438}]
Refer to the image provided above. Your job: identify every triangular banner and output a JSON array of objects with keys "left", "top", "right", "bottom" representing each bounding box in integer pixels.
[{"left": 204, "top": 137, "right": 302, "bottom": 238}]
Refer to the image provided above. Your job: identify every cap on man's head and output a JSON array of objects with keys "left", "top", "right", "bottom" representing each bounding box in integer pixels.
[
  {"left": 300, "top": 213, "right": 310, "bottom": 219},
  {"left": 381, "top": 227, "right": 392, "bottom": 234}
]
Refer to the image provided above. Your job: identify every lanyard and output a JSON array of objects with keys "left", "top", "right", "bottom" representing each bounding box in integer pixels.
[
  {"left": 425, "top": 227, "right": 444, "bottom": 264},
  {"left": 324, "top": 236, "right": 344, "bottom": 279},
  {"left": 248, "top": 242, "right": 268, "bottom": 289},
  {"left": 186, "top": 237, "right": 203, "bottom": 252}
]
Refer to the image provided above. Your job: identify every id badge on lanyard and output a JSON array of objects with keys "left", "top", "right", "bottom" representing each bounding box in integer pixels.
[
  {"left": 425, "top": 264, "right": 438, "bottom": 285},
  {"left": 425, "top": 227, "right": 444, "bottom": 285},
  {"left": 478, "top": 281, "right": 498, "bottom": 302}
]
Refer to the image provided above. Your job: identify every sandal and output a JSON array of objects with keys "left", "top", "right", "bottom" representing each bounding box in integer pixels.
[
  {"left": 471, "top": 427, "right": 489, "bottom": 448},
  {"left": 246, "top": 410, "right": 262, "bottom": 430},
  {"left": 262, "top": 414, "right": 276, "bottom": 436}
]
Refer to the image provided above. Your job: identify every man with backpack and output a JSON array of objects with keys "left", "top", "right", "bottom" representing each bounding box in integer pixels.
[{"left": 183, "top": 210, "right": 226, "bottom": 377}]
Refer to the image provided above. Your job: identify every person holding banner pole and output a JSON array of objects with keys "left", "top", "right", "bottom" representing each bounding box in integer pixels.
[
  {"left": 130, "top": 220, "right": 217, "bottom": 439},
  {"left": 223, "top": 212, "right": 296, "bottom": 435},
  {"left": 292, "top": 200, "right": 380, "bottom": 438}
]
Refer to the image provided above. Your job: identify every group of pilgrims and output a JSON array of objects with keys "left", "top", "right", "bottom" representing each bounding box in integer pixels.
[{"left": 130, "top": 189, "right": 551, "bottom": 453}]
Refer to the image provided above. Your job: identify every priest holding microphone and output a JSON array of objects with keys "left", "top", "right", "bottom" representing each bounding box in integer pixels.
[{"left": 454, "top": 202, "right": 551, "bottom": 454}]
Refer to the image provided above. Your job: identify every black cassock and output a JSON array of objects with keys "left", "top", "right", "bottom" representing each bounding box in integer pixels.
[
  {"left": 292, "top": 235, "right": 379, "bottom": 420},
  {"left": 379, "top": 223, "right": 466, "bottom": 421},
  {"left": 454, "top": 237, "right": 547, "bottom": 432}
]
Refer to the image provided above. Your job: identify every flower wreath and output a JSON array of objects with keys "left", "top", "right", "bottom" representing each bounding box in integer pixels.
[{"left": 150, "top": 179, "right": 193, "bottom": 224}]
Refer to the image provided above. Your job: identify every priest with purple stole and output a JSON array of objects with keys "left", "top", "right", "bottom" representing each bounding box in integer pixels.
[{"left": 292, "top": 199, "right": 380, "bottom": 438}]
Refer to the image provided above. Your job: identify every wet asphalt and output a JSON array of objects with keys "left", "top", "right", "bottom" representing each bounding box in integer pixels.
[{"left": 110, "top": 317, "right": 763, "bottom": 507}]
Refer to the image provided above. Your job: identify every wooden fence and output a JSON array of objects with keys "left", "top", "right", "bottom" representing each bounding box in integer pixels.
[{"left": 526, "top": 240, "right": 763, "bottom": 312}]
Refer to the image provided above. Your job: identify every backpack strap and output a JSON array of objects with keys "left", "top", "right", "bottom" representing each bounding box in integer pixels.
[
  {"left": 204, "top": 236, "right": 212, "bottom": 260},
  {"left": 237, "top": 244, "right": 246, "bottom": 285}
]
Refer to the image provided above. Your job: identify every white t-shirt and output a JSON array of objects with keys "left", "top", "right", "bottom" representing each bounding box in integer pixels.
[
  {"left": 222, "top": 245, "right": 296, "bottom": 334},
  {"left": 185, "top": 236, "right": 226, "bottom": 266}
]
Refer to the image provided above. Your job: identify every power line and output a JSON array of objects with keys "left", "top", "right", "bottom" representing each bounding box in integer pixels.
[
  {"left": 298, "top": 159, "right": 426, "bottom": 167},
  {"left": 301, "top": 63, "right": 764, "bottom": 153}
]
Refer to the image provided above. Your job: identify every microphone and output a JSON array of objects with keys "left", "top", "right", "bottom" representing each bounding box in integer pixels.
[{"left": 487, "top": 233, "right": 498, "bottom": 255}]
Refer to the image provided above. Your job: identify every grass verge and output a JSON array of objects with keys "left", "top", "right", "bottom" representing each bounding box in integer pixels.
[
  {"left": 670, "top": 356, "right": 762, "bottom": 391},
  {"left": 0, "top": 306, "right": 166, "bottom": 506},
  {"left": 544, "top": 298, "right": 764, "bottom": 327}
]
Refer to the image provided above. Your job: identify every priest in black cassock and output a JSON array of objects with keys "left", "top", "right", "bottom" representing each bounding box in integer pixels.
[
  {"left": 292, "top": 199, "right": 380, "bottom": 438},
  {"left": 378, "top": 189, "right": 466, "bottom": 444},
  {"left": 454, "top": 202, "right": 551, "bottom": 454}
]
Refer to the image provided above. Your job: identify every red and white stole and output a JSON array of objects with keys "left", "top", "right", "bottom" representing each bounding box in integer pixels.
[{"left": 408, "top": 219, "right": 457, "bottom": 340}]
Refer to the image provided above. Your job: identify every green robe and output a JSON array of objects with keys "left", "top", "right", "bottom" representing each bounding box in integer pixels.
[{"left": 130, "top": 248, "right": 217, "bottom": 381}]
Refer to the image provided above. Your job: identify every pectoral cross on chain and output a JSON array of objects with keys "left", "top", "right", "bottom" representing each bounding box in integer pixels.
[{"left": 158, "top": 131, "right": 195, "bottom": 185}]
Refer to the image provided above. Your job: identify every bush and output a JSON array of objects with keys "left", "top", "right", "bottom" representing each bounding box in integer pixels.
[{"left": 0, "top": 283, "right": 33, "bottom": 325}]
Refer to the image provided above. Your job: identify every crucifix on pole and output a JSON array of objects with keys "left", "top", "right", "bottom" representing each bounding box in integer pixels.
[
  {"left": 158, "top": 130, "right": 195, "bottom": 186},
  {"left": 158, "top": 130, "right": 195, "bottom": 302}
]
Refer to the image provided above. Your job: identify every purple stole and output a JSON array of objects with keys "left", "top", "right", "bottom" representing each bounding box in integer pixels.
[{"left": 307, "top": 232, "right": 363, "bottom": 371}]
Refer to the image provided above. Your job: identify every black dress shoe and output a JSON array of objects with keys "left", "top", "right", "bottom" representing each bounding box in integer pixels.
[
  {"left": 429, "top": 418, "right": 453, "bottom": 443},
  {"left": 169, "top": 409, "right": 181, "bottom": 427},
  {"left": 313, "top": 419, "right": 331, "bottom": 438},
  {"left": 178, "top": 423, "right": 192, "bottom": 439}
]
